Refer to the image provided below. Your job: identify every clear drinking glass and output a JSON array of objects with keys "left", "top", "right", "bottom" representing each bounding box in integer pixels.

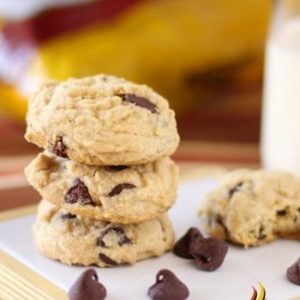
[{"left": 261, "top": 0, "right": 300, "bottom": 175}]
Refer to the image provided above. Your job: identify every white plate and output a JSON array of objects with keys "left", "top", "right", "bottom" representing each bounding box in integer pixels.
[{"left": 0, "top": 179, "right": 300, "bottom": 300}]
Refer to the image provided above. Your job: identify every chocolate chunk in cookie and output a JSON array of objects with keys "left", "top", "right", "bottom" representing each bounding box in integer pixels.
[
  {"left": 65, "top": 178, "right": 94, "bottom": 205},
  {"left": 148, "top": 269, "right": 189, "bottom": 300},
  {"left": 68, "top": 268, "right": 107, "bottom": 300},
  {"left": 287, "top": 258, "right": 300, "bottom": 285},
  {"left": 105, "top": 166, "right": 128, "bottom": 172},
  {"left": 257, "top": 225, "right": 267, "bottom": 240},
  {"left": 108, "top": 183, "right": 136, "bottom": 197},
  {"left": 118, "top": 93, "right": 157, "bottom": 113},
  {"left": 61, "top": 212, "right": 77, "bottom": 220},
  {"left": 99, "top": 253, "right": 118, "bottom": 266},
  {"left": 173, "top": 227, "right": 203, "bottom": 259},
  {"left": 276, "top": 209, "right": 287, "bottom": 216},
  {"left": 189, "top": 238, "right": 228, "bottom": 271},
  {"left": 51, "top": 136, "right": 68, "bottom": 158},
  {"left": 97, "top": 227, "right": 132, "bottom": 247},
  {"left": 228, "top": 182, "right": 243, "bottom": 198}
]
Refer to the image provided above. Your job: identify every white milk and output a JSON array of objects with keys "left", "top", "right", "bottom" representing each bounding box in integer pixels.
[{"left": 261, "top": 19, "right": 300, "bottom": 175}]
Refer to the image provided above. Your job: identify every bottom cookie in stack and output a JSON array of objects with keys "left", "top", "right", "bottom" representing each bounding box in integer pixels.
[{"left": 33, "top": 200, "right": 174, "bottom": 267}]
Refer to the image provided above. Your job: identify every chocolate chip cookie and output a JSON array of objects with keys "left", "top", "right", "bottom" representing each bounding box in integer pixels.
[
  {"left": 25, "top": 75, "right": 179, "bottom": 165},
  {"left": 33, "top": 200, "right": 174, "bottom": 267},
  {"left": 199, "top": 169, "right": 300, "bottom": 247},
  {"left": 25, "top": 152, "right": 178, "bottom": 223}
]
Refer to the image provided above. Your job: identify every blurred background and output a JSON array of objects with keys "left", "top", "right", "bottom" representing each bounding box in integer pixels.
[{"left": 0, "top": 0, "right": 272, "bottom": 209}]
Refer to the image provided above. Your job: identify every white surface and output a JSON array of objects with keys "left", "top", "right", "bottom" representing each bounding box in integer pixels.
[
  {"left": 1, "top": 179, "right": 300, "bottom": 299},
  {"left": 262, "top": 18, "right": 300, "bottom": 175}
]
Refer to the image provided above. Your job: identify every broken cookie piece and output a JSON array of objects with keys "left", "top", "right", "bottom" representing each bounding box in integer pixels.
[{"left": 199, "top": 169, "right": 300, "bottom": 247}]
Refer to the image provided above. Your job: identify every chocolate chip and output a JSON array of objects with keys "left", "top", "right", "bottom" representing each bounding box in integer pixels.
[
  {"left": 65, "top": 178, "right": 94, "bottom": 205},
  {"left": 99, "top": 253, "right": 118, "bottom": 266},
  {"left": 61, "top": 212, "right": 77, "bottom": 220},
  {"left": 105, "top": 166, "right": 128, "bottom": 172},
  {"left": 68, "top": 268, "right": 107, "bottom": 300},
  {"left": 97, "top": 227, "right": 132, "bottom": 247},
  {"left": 173, "top": 227, "right": 204, "bottom": 259},
  {"left": 287, "top": 258, "right": 300, "bottom": 285},
  {"left": 189, "top": 238, "right": 228, "bottom": 271},
  {"left": 118, "top": 93, "right": 157, "bottom": 113},
  {"left": 258, "top": 226, "right": 267, "bottom": 240},
  {"left": 276, "top": 209, "right": 287, "bottom": 216},
  {"left": 52, "top": 136, "right": 68, "bottom": 158},
  {"left": 148, "top": 269, "right": 189, "bottom": 300},
  {"left": 228, "top": 182, "right": 243, "bottom": 198},
  {"left": 108, "top": 183, "right": 136, "bottom": 197}
]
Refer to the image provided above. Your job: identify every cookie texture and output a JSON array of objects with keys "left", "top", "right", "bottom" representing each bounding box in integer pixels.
[
  {"left": 25, "top": 152, "right": 178, "bottom": 223},
  {"left": 25, "top": 75, "right": 179, "bottom": 165},
  {"left": 199, "top": 169, "right": 300, "bottom": 247},
  {"left": 33, "top": 200, "right": 174, "bottom": 267}
]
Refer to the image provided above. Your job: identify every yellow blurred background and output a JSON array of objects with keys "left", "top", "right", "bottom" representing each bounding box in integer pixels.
[
  {"left": 0, "top": 0, "right": 272, "bottom": 211},
  {"left": 0, "top": 0, "right": 271, "bottom": 153}
]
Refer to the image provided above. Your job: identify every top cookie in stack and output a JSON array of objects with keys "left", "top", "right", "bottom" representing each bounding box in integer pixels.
[
  {"left": 25, "top": 75, "right": 179, "bottom": 166},
  {"left": 25, "top": 75, "right": 180, "bottom": 225}
]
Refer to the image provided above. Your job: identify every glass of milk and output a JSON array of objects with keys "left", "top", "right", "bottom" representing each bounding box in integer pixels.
[{"left": 261, "top": 0, "right": 300, "bottom": 175}]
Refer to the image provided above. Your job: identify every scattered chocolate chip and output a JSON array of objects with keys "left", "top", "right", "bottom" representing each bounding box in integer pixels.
[
  {"left": 65, "top": 178, "right": 94, "bottom": 205},
  {"left": 97, "top": 227, "right": 132, "bottom": 247},
  {"left": 276, "top": 209, "right": 287, "bottom": 216},
  {"left": 189, "top": 238, "right": 228, "bottom": 271},
  {"left": 61, "top": 212, "right": 77, "bottom": 220},
  {"left": 148, "top": 269, "right": 189, "bottom": 300},
  {"left": 105, "top": 166, "right": 128, "bottom": 172},
  {"left": 99, "top": 253, "right": 118, "bottom": 266},
  {"left": 298, "top": 207, "right": 300, "bottom": 213},
  {"left": 228, "top": 182, "right": 243, "bottom": 198},
  {"left": 52, "top": 136, "right": 68, "bottom": 158},
  {"left": 68, "top": 268, "right": 107, "bottom": 300},
  {"left": 287, "top": 258, "right": 300, "bottom": 285},
  {"left": 173, "top": 227, "right": 204, "bottom": 259},
  {"left": 108, "top": 183, "right": 136, "bottom": 197},
  {"left": 118, "top": 93, "right": 157, "bottom": 113}
]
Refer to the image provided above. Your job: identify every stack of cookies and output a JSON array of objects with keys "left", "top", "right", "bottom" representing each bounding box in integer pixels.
[{"left": 25, "top": 75, "right": 180, "bottom": 267}]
